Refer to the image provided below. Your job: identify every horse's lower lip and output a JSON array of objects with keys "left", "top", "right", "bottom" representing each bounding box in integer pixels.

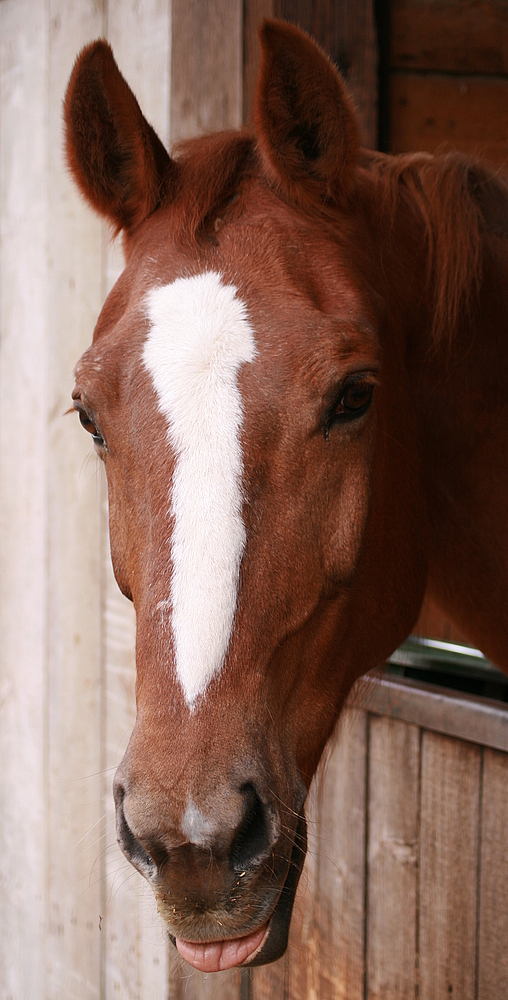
[
  {"left": 171, "top": 811, "right": 307, "bottom": 970},
  {"left": 175, "top": 922, "right": 269, "bottom": 972}
]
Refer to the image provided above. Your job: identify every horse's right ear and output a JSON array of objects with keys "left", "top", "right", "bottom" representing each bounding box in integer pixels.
[{"left": 64, "top": 41, "right": 175, "bottom": 234}]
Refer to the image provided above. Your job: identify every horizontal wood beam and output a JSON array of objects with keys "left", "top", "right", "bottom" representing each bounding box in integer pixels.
[{"left": 359, "top": 675, "right": 508, "bottom": 753}]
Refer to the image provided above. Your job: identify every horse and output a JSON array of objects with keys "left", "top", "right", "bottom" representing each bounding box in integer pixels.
[{"left": 64, "top": 19, "right": 508, "bottom": 973}]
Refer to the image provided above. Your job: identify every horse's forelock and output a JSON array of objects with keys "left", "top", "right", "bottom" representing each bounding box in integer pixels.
[{"left": 166, "top": 133, "right": 257, "bottom": 248}]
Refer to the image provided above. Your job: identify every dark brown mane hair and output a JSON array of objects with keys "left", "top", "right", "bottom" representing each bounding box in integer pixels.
[
  {"left": 367, "top": 151, "right": 503, "bottom": 351},
  {"left": 168, "top": 132, "right": 506, "bottom": 352}
]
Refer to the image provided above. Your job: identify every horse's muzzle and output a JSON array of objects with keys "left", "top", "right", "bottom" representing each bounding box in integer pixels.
[{"left": 112, "top": 770, "right": 307, "bottom": 966}]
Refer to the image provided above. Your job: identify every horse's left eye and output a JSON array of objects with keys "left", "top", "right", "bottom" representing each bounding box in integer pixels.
[
  {"left": 324, "top": 378, "right": 374, "bottom": 440},
  {"left": 336, "top": 380, "right": 374, "bottom": 415}
]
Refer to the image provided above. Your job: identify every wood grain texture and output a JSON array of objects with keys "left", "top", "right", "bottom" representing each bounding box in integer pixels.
[
  {"left": 363, "top": 676, "right": 508, "bottom": 753},
  {"left": 251, "top": 956, "right": 288, "bottom": 999},
  {"left": 103, "top": 4, "right": 171, "bottom": 997},
  {"left": 391, "top": 0, "right": 508, "bottom": 75},
  {"left": 286, "top": 711, "right": 367, "bottom": 1000},
  {"left": 286, "top": 777, "right": 320, "bottom": 1000},
  {"left": 274, "top": 0, "right": 378, "bottom": 147},
  {"left": 45, "top": 2, "right": 106, "bottom": 997},
  {"left": 419, "top": 732, "right": 481, "bottom": 1000},
  {"left": 168, "top": 964, "right": 241, "bottom": 1000},
  {"left": 478, "top": 749, "right": 508, "bottom": 1000},
  {"left": 390, "top": 72, "right": 508, "bottom": 165},
  {"left": 252, "top": 712, "right": 367, "bottom": 1000},
  {"left": 367, "top": 717, "right": 419, "bottom": 1000},
  {"left": 243, "top": 0, "right": 274, "bottom": 124},
  {"left": 171, "top": 0, "right": 243, "bottom": 143},
  {"left": 0, "top": 3, "right": 48, "bottom": 995}
]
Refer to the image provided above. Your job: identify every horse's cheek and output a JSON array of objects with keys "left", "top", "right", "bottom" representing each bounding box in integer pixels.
[
  {"left": 324, "top": 466, "right": 371, "bottom": 585},
  {"left": 104, "top": 461, "right": 144, "bottom": 604}
]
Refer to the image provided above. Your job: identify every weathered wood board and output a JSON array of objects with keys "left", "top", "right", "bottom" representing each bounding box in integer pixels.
[
  {"left": 0, "top": 4, "right": 49, "bottom": 996},
  {"left": 391, "top": 0, "right": 508, "bottom": 75},
  {"left": 390, "top": 73, "right": 508, "bottom": 165}
]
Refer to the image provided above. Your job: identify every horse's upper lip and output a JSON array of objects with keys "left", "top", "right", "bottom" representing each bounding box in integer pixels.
[{"left": 168, "top": 811, "right": 307, "bottom": 968}]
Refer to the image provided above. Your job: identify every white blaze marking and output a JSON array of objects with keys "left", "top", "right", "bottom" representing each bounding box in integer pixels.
[
  {"left": 181, "top": 800, "right": 218, "bottom": 847},
  {"left": 143, "top": 272, "right": 257, "bottom": 707}
]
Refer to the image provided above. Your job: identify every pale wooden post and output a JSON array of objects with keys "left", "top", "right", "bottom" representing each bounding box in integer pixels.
[
  {"left": 0, "top": 4, "right": 49, "bottom": 995},
  {"left": 102, "top": 3, "right": 172, "bottom": 997},
  {"left": 45, "top": 2, "right": 105, "bottom": 995}
]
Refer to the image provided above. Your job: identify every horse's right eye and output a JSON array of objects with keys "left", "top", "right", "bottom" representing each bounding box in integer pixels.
[
  {"left": 75, "top": 406, "right": 105, "bottom": 448},
  {"left": 78, "top": 409, "right": 96, "bottom": 434}
]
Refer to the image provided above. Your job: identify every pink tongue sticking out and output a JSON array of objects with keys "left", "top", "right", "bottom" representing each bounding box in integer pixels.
[{"left": 175, "top": 923, "right": 268, "bottom": 972}]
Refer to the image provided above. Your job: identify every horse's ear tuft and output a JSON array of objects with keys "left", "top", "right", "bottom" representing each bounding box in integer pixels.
[
  {"left": 64, "top": 40, "right": 176, "bottom": 234},
  {"left": 254, "top": 20, "right": 360, "bottom": 207}
]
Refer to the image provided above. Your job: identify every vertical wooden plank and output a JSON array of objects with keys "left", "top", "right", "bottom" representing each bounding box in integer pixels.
[
  {"left": 102, "top": 6, "right": 172, "bottom": 998},
  {"left": 168, "top": 964, "right": 241, "bottom": 1000},
  {"left": 243, "top": 0, "right": 274, "bottom": 125},
  {"left": 390, "top": 0, "right": 508, "bottom": 76},
  {"left": 285, "top": 776, "right": 320, "bottom": 1000},
  {"left": 419, "top": 732, "right": 481, "bottom": 1000},
  {"left": 46, "top": 1, "right": 105, "bottom": 996},
  {"left": 478, "top": 748, "right": 508, "bottom": 1000},
  {"left": 0, "top": 3, "right": 48, "bottom": 996},
  {"left": 170, "top": 0, "right": 243, "bottom": 143},
  {"left": 251, "top": 956, "right": 287, "bottom": 999},
  {"left": 389, "top": 73, "right": 508, "bottom": 165},
  {"left": 107, "top": 0, "right": 171, "bottom": 151},
  {"left": 283, "top": 710, "right": 367, "bottom": 1000},
  {"left": 367, "top": 716, "right": 419, "bottom": 999},
  {"left": 314, "top": 710, "right": 367, "bottom": 1000}
]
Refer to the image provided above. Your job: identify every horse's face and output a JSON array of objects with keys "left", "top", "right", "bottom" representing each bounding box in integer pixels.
[{"left": 66, "top": 22, "right": 427, "bottom": 969}]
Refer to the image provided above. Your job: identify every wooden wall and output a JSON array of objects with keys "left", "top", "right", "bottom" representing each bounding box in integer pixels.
[
  {"left": 2, "top": 2, "right": 507, "bottom": 998},
  {"left": 389, "top": 0, "right": 508, "bottom": 165}
]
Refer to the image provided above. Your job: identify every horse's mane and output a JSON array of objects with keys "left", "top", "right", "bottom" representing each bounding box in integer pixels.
[
  {"left": 169, "top": 133, "right": 507, "bottom": 351},
  {"left": 366, "top": 150, "right": 508, "bottom": 350}
]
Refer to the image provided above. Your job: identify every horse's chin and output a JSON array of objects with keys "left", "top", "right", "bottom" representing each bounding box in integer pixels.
[{"left": 170, "top": 813, "right": 307, "bottom": 971}]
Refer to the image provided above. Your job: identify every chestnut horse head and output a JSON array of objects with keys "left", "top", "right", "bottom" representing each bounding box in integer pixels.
[{"left": 64, "top": 20, "right": 508, "bottom": 970}]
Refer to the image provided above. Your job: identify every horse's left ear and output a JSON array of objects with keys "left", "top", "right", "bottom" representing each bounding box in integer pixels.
[{"left": 254, "top": 20, "right": 360, "bottom": 207}]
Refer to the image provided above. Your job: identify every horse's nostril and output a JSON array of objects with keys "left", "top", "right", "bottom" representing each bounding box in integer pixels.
[
  {"left": 115, "top": 795, "right": 157, "bottom": 877},
  {"left": 113, "top": 775, "right": 125, "bottom": 807},
  {"left": 231, "top": 784, "right": 277, "bottom": 871}
]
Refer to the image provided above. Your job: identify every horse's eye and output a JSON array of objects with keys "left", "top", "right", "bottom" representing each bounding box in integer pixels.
[
  {"left": 324, "top": 377, "right": 374, "bottom": 439},
  {"left": 336, "top": 380, "right": 373, "bottom": 415},
  {"left": 76, "top": 407, "right": 105, "bottom": 447}
]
